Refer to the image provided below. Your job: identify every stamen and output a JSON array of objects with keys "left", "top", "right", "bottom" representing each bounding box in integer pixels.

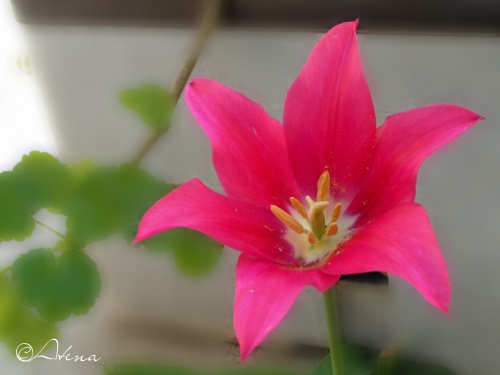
[
  {"left": 307, "top": 231, "right": 317, "bottom": 245},
  {"left": 317, "top": 171, "right": 330, "bottom": 201},
  {"left": 331, "top": 203, "right": 342, "bottom": 223},
  {"left": 270, "top": 205, "right": 306, "bottom": 234},
  {"left": 326, "top": 223, "right": 339, "bottom": 236},
  {"left": 290, "top": 197, "right": 308, "bottom": 219}
]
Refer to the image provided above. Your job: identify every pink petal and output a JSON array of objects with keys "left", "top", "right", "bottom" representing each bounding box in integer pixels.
[
  {"left": 185, "top": 78, "right": 301, "bottom": 208},
  {"left": 235, "top": 254, "right": 340, "bottom": 361},
  {"left": 283, "top": 20, "right": 376, "bottom": 200},
  {"left": 134, "top": 179, "right": 295, "bottom": 263},
  {"left": 348, "top": 104, "right": 483, "bottom": 225},
  {"left": 322, "top": 203, "right": 451, "bottom": 313}
]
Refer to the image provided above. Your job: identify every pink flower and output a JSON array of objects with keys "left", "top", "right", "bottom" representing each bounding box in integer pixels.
[{"left": 135, "top": 21, "right": 483, "bottom": 361}]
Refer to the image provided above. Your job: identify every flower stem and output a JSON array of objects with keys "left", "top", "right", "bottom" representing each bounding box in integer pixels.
[
  {"left": 35, "top": 219, "right": 65, "bottom": 240},
  {"left": 323, "top": 286, "right": 343, "bottom": 375},
  {"left": 130, "top": 0, "right": 221, "bottom": 165}
]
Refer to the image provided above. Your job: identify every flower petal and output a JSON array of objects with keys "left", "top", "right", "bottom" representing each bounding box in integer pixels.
[
  {"left": 322, "top": 203, "right": 451, "bottom": 313},
  {"left": 348, "top": 104, "right": 483, "bottom": 225},
  {"left": 283, "top": 20, "right": 376, "bottom": 200},
  {"left": 235, "top": 254, "right": 340, "bottom": 361},
  {"left": 185, "top": 78, "right": 301, "bottom": 208},
  {"left": 134, "top": 179, "right": 295, "bottom": 263}
]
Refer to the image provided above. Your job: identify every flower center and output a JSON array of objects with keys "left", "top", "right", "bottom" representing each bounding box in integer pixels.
[{"left": 270, "top": 171, "right": 351, "bottom": 265}]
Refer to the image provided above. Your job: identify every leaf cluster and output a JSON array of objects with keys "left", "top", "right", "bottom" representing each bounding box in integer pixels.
[{"left": 0, "top": 150, "right": 223, "bottom": 357}]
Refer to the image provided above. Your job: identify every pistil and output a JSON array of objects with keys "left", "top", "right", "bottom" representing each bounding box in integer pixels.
[
  {"left": 309, "top": 200, "right": 328, "bottom": 240},
  {"left": 270, "top": 171, "right": 343, "bottom": 254}
]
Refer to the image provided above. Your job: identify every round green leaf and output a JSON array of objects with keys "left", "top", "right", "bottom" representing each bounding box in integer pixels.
[
  {"left": 172, "top": 229, "right": 223, "bottom": 276},
  {"left": 64, "top": 164, "right": 171, "bottom": 244},
  {"left": 120, "top": 84, "right": 174, "bottom": 129},
  {"left": 11, "top": 248, "right": 101, "bottom": 322},
  {"left": 0, "top": 171, "right": 40, "bottom": 241},
  {"left": 13, "top": 151, "right": 73, "bottom": 211},
  {"left": 141, "top": 227, "right": 224, "bottom": 276},
  {"left": 11, "top": 248, "right": 56, "bottom": 309}
]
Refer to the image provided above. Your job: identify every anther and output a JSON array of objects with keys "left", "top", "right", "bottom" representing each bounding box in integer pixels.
[
  {"left": 317, "top": 171, "right": 330, "bottom": 201},
  {"left": 326, "top": 223, "right": 339, "bottom": 236},
  {"left": 331, "top": 203, "right": 342, "bottom": 223},
  {"left": 307, "top": 231, "right": 317, "bottom": 245},
  {"left": 270, "top": 205, "right": 306, "bottom": 234},
  {"left": 290, "top": 197, "right": 308, "bottom": 219}
]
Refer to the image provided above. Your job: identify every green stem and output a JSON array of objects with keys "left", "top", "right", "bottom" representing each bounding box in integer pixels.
[
  {"left": 323, "top": 287, "right": 343, "bottom": 375},
  {"left": 35, "top": 219, "right": 65, "bottom": 240},
  {"left": 130, "top": 0, "right": 221, "bottom": 165}
]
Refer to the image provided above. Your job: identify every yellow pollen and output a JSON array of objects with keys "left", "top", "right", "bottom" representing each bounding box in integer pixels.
[
  {"left": 270, "top": 205, "right": 306, "bottom": 234},
  {"left": 307, "top": 231, "right": 317, "bottom": 245},
  {"left": 290, "top": 197, "right": 308, "bottom": 219},
  {"left": 331, "top": 203, "right": 342, "bottom": 223},
  {"left": 316, "top": 171, "right": 330, "bottom": 201},
  {"left": 326, "top": 223, "right": 339, "bottom": 236}
]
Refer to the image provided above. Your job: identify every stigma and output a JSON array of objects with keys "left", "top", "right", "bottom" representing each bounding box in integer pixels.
[{"left": 270, "top": 171, "right": 349, "bottom": 265}]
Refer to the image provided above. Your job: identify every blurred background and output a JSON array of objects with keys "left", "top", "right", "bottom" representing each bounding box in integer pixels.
[{"left": 1, "top": 1, "right": 499, "bottom": 374}]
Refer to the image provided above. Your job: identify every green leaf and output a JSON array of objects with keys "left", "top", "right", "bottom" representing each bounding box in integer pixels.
[
  {"left": 0, "top": 171, "right": 40, "bottom": 241},
  {"left": 139, "top": 228, "right": 223, "bottom": 276},
  {"left": 313, "top": 345, "right": 377, "bottom": 375},
  {"left": 0, "top": 274, "right": 58, "bottom": 355},
  {"left": 71, "top": 158, "right": 97, "bottom": 182},
  {"left": 171, "top": 229, "right": 223, "bottom": 276},
  {"left": 62, "top": 163, "right": 223, "bottom": 275},
  {"left": 120, "top": 84, "right": 174, "bottom": 129},
  {"left": 13, "top": 151, "right": 73, "bottom": 211},
  {"left": 11, "top": 248, "right": 101, "bottom": 322},
  {"left": 105, "top": 363, "right": 196, "bottom": 375},
  {"left": 140, "top": 229, "right": 182, "bottom": 253},
  {"left": 64, "top": 164, "right": 171, "bottom": 244},
  {"left": 376, "top": 355, "right": 457, "bottom": 375}
]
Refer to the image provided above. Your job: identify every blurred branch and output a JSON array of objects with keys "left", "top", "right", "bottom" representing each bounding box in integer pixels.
[
  {"left": 35, "top": 219, "right": 65, "bottom": 239},
  {"left": 130, "top": 0, "right": 221, "bottom": 165}
]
